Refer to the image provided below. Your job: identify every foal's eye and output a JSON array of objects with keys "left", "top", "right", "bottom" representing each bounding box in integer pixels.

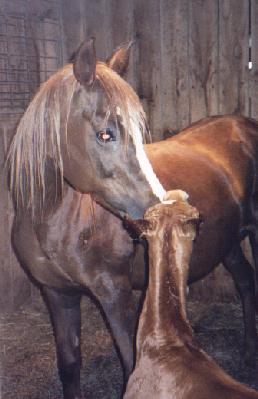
[{"left": 96, "top": 128, "right": 116, "bottom": 143}]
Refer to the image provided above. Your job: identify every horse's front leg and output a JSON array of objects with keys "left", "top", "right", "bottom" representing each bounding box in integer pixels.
[
  {"left": 93, "top": 274, "right": 138, "bottom": 382},
  {"left": 42, "top": 286, "right": 82, "bottom": 399}
]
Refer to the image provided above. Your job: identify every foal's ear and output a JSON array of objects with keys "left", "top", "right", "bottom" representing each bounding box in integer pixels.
[
  {"left": 106, "top": 40, "right": 134, "bottom": 76},
  {"left": 73, "top": 38, "right": 96, "bottom": 86}
]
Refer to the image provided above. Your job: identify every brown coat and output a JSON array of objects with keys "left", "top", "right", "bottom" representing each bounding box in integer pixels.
[{"left": 124, "top": 192, "right": 258, "bottom": 399}]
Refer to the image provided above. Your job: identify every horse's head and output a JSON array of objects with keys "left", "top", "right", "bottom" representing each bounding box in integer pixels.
[
  {"left": 62, "top": 39, "right": 166, "bottom": 218},
  {"left": 9, "top": 39, "right": 166, "bottom": 220}
]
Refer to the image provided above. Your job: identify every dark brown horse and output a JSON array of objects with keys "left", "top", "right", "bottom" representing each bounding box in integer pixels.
[
  {"left": 8, "top": 39, "right": 258, "bottom": 399},
  {"left": 8, "top": 39, "right": 161, "bottom": 399}
]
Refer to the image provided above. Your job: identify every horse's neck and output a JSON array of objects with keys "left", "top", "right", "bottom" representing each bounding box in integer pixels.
[
  {"left": 137, "top": 225, "right": 194, "bottom": 352},
  {"left": 36, "top": 179, "right": 93, "bottom": 227}
]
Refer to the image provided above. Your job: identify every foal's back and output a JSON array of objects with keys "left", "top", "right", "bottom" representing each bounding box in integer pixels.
[{"left": 126, "top": 343, "right": 258, "bottom": 399}]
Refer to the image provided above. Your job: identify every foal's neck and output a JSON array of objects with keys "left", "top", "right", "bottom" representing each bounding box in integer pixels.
[{"left": 137, "top": 223, "right": 194, "bottom": 352}]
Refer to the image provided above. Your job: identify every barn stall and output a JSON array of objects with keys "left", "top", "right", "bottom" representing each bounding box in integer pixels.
[{"left": 0, "top": 0, "right": 258, "bottom": 398}]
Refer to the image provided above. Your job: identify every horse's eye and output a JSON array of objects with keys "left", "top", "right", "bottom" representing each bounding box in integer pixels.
[{"left": 96, "top": 128, "right": 116, "bottom": 143}]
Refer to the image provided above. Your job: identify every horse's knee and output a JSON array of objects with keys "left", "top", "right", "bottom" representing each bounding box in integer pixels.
[
  {"left": 57, "top": 333, "right": 80, "bottom": 363},
  {"left": 93, "top": 279, "right": 136, "bottom": 378}
]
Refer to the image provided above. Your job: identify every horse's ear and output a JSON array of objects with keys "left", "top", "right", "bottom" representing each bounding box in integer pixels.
[
  {"left": 106, "top": 40, "right": 134, "bottom": 76},
  {"left": 73, "top": 38, "right": 96, "bottom": 86}
]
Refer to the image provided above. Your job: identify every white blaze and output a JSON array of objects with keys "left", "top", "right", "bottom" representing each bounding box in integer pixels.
[
  {"left": 116, "top": 104, "right": 167, "bottom": 202},
  {"left": 130, "top": 118, "right": 167, "bottom": 202}
]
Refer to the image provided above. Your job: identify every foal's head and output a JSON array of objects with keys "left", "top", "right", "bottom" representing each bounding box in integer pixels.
[{"left": 131, "top": 190, "right": 199, "bottom": 242}]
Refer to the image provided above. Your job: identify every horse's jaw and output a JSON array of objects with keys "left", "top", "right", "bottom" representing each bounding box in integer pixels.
[{"left": 92, "top": 192, "right": 158, "bottom": 221}]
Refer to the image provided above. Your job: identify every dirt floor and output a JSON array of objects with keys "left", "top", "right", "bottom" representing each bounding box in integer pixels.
[{"left": 0, "top": 294, "right": 258, "bottom": 399}]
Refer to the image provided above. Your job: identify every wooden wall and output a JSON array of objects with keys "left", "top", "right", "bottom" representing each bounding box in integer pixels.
[
  {"left": 61, "top": 0, "right": 257, "bottom": 137},
  {"left": 0, "top": 0, "right": 257, "bottom": 311},
  {"left": 0, "top": 0, "right": 64, "bottom": 311}
]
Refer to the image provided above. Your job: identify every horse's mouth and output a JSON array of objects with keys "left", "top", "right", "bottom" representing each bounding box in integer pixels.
[
  {"left": 91, "top": 193, "right": 147, "bottom": 220},
  {"left": 122, "top": 214, "right": 143, "bottom": 240},
  {"left": 119, "top": 210, "right": 127, "bottom": 218}
]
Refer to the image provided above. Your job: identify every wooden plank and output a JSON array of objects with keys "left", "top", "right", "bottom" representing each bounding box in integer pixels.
[
  {"left": 0, "top": 123, "right": 13, "bottom": 313},
  {"left": 133, "top": 0, "right": 163, "bottom": 140},
  {"left": 0, "top": 119, "right": 32, "bottom": 313},
  {"left": 249, "top": 75, "right": 258, "bottom": 120},
  {"left": 249, "top": 0, "right": 258, "bottom": 119},
  {"left": 84, "top": 0, "right": 113, "bottom": 61},
  {"left": 109, "top": 0, "right": 134, "bottom": 50},
  {"left": 159, "top": 0, "right": 190, "bottom": 135},
  {"left": 251, "top": 0, "right": 258, "bottom": 75},
  {"left": 109, "top": 0, "right": 135, "bottom": 86},
  {"left": 7, "top": 119, "right": 32, "bottom": 311},
  {"left": 60, "top": 0, "right": 86, "bottom": 60},
  {"left": 189, "top": 0, "right": 219, "bottom": 122},
  {"left": 218, "top": 0, "right": 249, "bottom": 115}
]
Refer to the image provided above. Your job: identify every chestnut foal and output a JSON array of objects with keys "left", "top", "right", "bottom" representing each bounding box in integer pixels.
[{"left": 124, "top": 191, "right": 258, "bottom": 399}]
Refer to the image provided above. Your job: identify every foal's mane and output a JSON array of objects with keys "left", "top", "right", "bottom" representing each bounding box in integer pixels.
[{"left": 8, "top": 62, "right": 148, "bottom": 218}]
